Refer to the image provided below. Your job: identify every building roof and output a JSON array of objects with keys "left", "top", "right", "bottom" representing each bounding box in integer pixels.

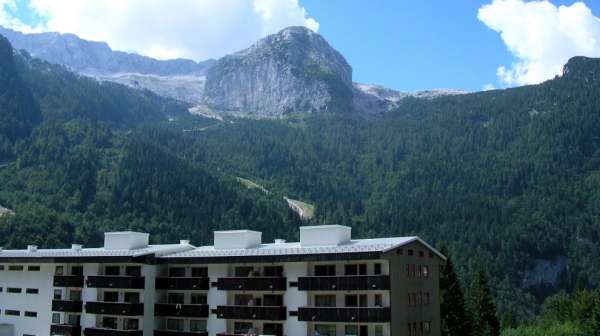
[{"left": 0, "top": 243, "right": 194, "bottom": 260}]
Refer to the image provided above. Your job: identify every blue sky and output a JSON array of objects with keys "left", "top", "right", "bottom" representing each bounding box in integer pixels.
[{"left": 3, "top": 0, "right": 600, "bottom": 92}]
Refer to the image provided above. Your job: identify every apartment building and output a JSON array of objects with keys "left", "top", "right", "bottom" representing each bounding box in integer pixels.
[{"left": 0, "top": 225, "right": 445, "bottom": 336}]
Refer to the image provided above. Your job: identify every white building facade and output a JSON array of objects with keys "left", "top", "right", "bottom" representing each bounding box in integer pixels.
[{"left": 0, "top": 226, "right": 445, "bottom": 336}]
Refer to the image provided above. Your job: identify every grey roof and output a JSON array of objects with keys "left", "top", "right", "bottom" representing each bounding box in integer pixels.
[
  {"left": 0, "top": 244, "right": 194, "bottom": 259},
  {"left": 161, "top": 236, "right": 446, "bottom": 260}
]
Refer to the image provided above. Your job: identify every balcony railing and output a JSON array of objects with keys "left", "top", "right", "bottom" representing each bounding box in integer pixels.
[
  {"left": 298, "top": 275, "right": 390, "bottom": 291},
  {"left": 54, "top": 275, "right": 85, "bottom": 288},
  {"left": 154, "top": 304, "right": 209, "bottom": 318},
  {"left": 216, "top": 277, "right": 287, "bottom": 291},
  {"left": 52, "top": 300, "right": 83, "bottom": 313},
  {"left": 51, "top": 324, "right": 82, "bottom": 336},
  {"left": 297, "top": 307, "right": 391, "bottom": 323},
  {"left": 154, "top": 331, "right": 208, "bottom": 336},
  {"left": 216, "top": 305, "right": 287, "bottom": 321},
  {"left": 86, "top": 276, "right": 145, "bottom": 289},
  {"left": 83, "top": 329, "right": 142, "bottom": 336},
  {"left": 85, "top": 302, "right": 144, "bottom": 316},
  {"left": 155, "top": 277, "right": 209, "bottom": 290}
]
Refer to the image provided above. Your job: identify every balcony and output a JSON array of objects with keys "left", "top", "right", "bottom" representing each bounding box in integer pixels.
[
  {"left": 154, "top": 304, "right": 209, "bottom": 318},
  {"left": 52, "top": 300, "right": 83, "bottom": 313},
  {"left": 216, "top": 277, "right": 287, "bottom": 291},
  {"left": 85, "top": 302, "right": 144, "bottom": 316},
  {"left": 216, "top": 305, "right": 287, "bottom": 321},
  {"left": 54, "top": 275, "right": 85, "bottom": 288},
  {"left": 154, "top": 331, "right": 208, "bottom": 336},
  {"left": 155, "top": 277, "right": 209, "bottom": 290},
  {"left": 86, "top": 276, "right": 145, "bottom": 289},
  {"left": 51, "top": 324, "right": 82, "bottom": 336},
  {"left": 298, "top": 275, "right": 390, "bottom": 291},
  {"left": 297, "top": 307, "right": 391, "bottom": 323},
  {"left": 83, "top": 329, "right": 142, "bottom": 336}
]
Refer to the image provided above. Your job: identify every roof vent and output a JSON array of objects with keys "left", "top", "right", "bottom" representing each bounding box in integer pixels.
[
  {"left": 274, "top": 239, "right": 286, "bottom": 244},
  {"left": 300, "top": 225, "right": 352, "bottom": 247},
  {"left": 27, "top": 245, "right": 38, "bottom": 252},
  {"left": 214, "top": 230, "right": 262, "bottom": 250},
  {"left": 71, "top": 244, "right": 83, "bottom": 251},
  {"left": 180, "top": 240, "right": 190, "bottom": 245},
  {"left": 104, "top": 231, "right": 149, "bottom": 250}
]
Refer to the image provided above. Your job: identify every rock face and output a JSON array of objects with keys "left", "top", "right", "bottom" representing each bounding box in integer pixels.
[
  {"left": 0, "top": 26, "right": 214, "bottom": 76},
  {"left": 202, "top": 26, "right": 354, "bottom": 118}
]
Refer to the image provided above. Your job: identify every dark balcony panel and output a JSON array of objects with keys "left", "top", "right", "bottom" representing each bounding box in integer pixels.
[
  {"left": 54, "top": 275, "right": 85, "bottom": 288},
  {"left": 216, "top": 277, "right": 287, "bottom": 291},
  {"left": 155, "top": 277, "right": 209, "bottom": 290},
  {"left": 86, "top": 276, "right": 145, "bottom": 289},
  {"left": 84, "top": 329, "right": 143, "bottom": 336},
  {"left": 298, "top": 275, "right": 390, "bottom": 291},
  {"left": 51, "top": 324, "right": 82, "bottom": 336},
  {"left": 85, "top": 302, "right": 144, "bottom": 316},
  {"left": 52, "top": 300, "right": 83, "bottom": 313},
  {"left": 154, "top": 304, "right": 209, "bottom": 318},
  {"left": 297, "top": 307, "right": 391, "bottom": 323},
  {"left": 216, "top": 305, "right": 287, "bottom": 321},
  {"left": 154, "top": 331, "right": 208, "bottom": 336}
]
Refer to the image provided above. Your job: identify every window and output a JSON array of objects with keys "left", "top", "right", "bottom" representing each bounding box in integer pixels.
[
  {"left": 424, "top": 292, "right": 430, "bottom": 305},
  {"left": 345, "top": 325, "right": 358, "bottom": 336},
  {"left": 397, "top": 248, "right": 404, "bottom": 255},
  {"left": 315, "top": 325, "right": 336, "bottom": 336},
  {"left": 315, "top": 295, "right": 336, "bottom": 307},
  {"left": 408, "top": 249, "right": 414, "bottom": 256},
  {"left": 67, "top": 314, "right": 80, "bottom": 326},
  {"left": 263, "top": 323, "right": 282, "bottom": 336},
  {"left": 71, "top": 266, "right": 83, "bottom": 276},
  {"left": 167, "top": 293, "right": 184, "bottom": 304},
  {"left": 53, "top": 289, "right": 62, "bottom": 300},
  {"left": 314, "top": 265, "right": 336, "bottom": 276},
  {"left": 345, "top": 295, "right": 358, "bottom": 307},
  {"left": 429, "top": 251, "right": 434, "bottom": 258},
  {"left": 263, "top": 266, "right": 283, "bottom": 277},
  {"left": 124, "top": 292, "right": 140, "bottom": 304},
  {"left": 190, "top": 320, "right": 207, "bottom": 332},
  {"left": 374, "top": 263, "right": 382, "bottom": 275},
  {"left": 264, "top": 294, "right": 283, "bottom": 306},
  {"left": 0, "top": 265, "right": 4, "bottom": 270},
  {"left": 7, "top": 288, "right": 22, "bottom": 293},
  {"left": 359, "top": 264, "right": 367, "bottom": 275},
  {"left": 191, "top": 267, "right": 208, "bottom": 277},
  {"left": 69, "top": 290, "right": 82, "bottom": 301},
  {"left": 424, "top": 321, "right": 431, "bottom": 334},
  {"left": 375, "top": 294, "right": 383, "bottom": 307},
  {"left": 102, "top": 317, "right": 117, "bottom": 330},
  {"left": 190, "top": 293, "right": 207, "bottom": 305},
  {"left": 8, "top": 265, "right": 23, "bottom": 271},
  {"left": 26, "top": 288, "right": 38, "bottom": 294},
  {"left": 5, "top": 310, "right": 20, "bottom": 316},
  {"left": 417, "top": 265, "right": 422, "bottom": 278},
  {"left": 124, "top": 318, "right": 139, "bottom": 330},
  {"left": 28, "top": 265, "right": 40, "bottom": 271},
  {"left": 52, "top": 313, "right": 60, "bottom": 324},
  {"left": 167, "top": 319, "right": 184, "bottom": 331},
  {"left": 234, "top": 294, "right": 254, "bottom": 306},
  {"left": 235, "top": 266, "right": 255, "bottom": 277},
  {"left": 234, "top": 322, "right": 253, "bottom": 334},
  {"left": 344, "top": 264, "right": 357, "bottom": 275},
  {"left": 419, "top": 251, "right": 425, "bottom": 257},
  {"left": 125, "top": 266, "right": 141, "bottom": 276},
  {"left": 423, "top": 265, "right": 429, "bottom": 278},
  {"left": 359, "top": 294, "right": 368, "bottom": 307},
  {"left": 24, "top": 311, "right": 37, "bottom": 318},
  {"left": 55, "top": 266, "right": 64, "bottom": 275},
  {"left": 0, "top": 287, "right": 3, "bottom": 292},
  {"left": 104, "top": 266, "right": 120, "bottom": 276},
  {"left": 103, "top": 291, "right": 119, "bottom": 302},
  {"left": 169, "top": 267, "right": 186, "bottom": 277},
  {"left": 375, "top": 325, "right": 384, "bottom": 336}
]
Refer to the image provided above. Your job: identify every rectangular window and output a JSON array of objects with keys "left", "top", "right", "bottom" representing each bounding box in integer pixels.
[
  {"left": 27, "top": 265, "right": 40, "bottom": 271},
  {"left": 71, "top": 266, "right": 83, "bottom": 276},
  {"left": 190, "top": 293, "right": 207, "bottom": 305},
  {"left": 314, "top": 265, "right": 336, "bottom": 276},
  {"left": 345, "top": 295, "right": 358, "bottom": 307},
  {"left": 103, "top": 291, "right": 119, "bottom": 302},
  {"left": 375, "top": 294, "right": 383, "bottom": 307},
  {"left": 8, "top": 265, "right": 23, "bottom": 271},
  {"left": 344, "top": 264, "right": 358, "bottom": 275},
  {"left": 263, "top": 294, "right": 283, "bottom": 306},
  {"left": 190, "top": 320, "right": 207, "bottom": 332},
  {"left": 67, "top": 314, "right": 80, "bottom": 326},
  {"left": 374, "top": 263, "right": 382, "bottom": 275},
  {"left": 359, "top": 264, "right": 367, "bottom": 275},
  {"left": 397, "top": 248, "right": 404, "bottom": 255},
  {"left": 53, "top": 289, "right": 62, "bottom": 300},
  {"left": 234, "top": 322, "right": 253, "bottom": 334},
  {"left": 315, "top": 325, "right": 336, "bottom": 336},
  {"left": 167, "top": 319, "right": 184, "bottom": 331},
  {"left": 5, "top": 310, "right": 20, "bottom": 316},
  {"left": 125, "top": 266, "right": 141, "bottom": 276},
  {"left": 315, "top": 295, "right": 336, "bottom": 307},
  {"left": 359, "top": 294, "right": 368, "bottom": 307},
  {"left": 26, "top": 288, "right": 38, "bottom": 294},
  {"left": 102, "top": 317, "right": 117, "bottom": 330},
  {"left": 235, "top": 266, "right": 255, "bottom": 277},
  {"left": 419, "top": 251, "right": 425, "bottom": 257},
  {"left": 7, "top": 287, "right": 22, "bottom": 293},
  {"left": 69, "top": 290, "right": 82, "bottom": 301},
  {"left": 124, "top": 318, "right": 139, "bottom": 330},
  {"left": 167, "top": 293, "right": 184, "bottom": 304},
  {"left": 124, "top": 292, "right": 140, "bottom": 304},
  {"left": 55, "top": 266, "right": 64, "bottom": 275},
  {"left": 191, "top": 267, "right": 208, "bottom": 277},
  {"left": 0, "top": 265, "right": 4, "bottom": 270},
  {"left": 169, "top": 267, "right": 186, "bottom": 277},
  {"left": 104, "top": 266, "right": 120, "bottom": 276},
  {"left": 0, "top": 287, "right": 3, "bottom": 292},
  {"left": 417, "top": 265, "right": 422, "bottom": 278},
  {"left": 52, "top": 313, "right": 60, "bottom": 324},
  {"left": 344, "top": 325, "right": 358, "bottom": 336},
  {"left": 408, "top": 249, "right": 414, "bottom": 256},
  {"left": 375, "top": 325, "right": 384, "bottom": 336},
  {"left": 234, "top": 294, "right": 254, "bottom": 306},
  {"left": 424, "top": 321, "right": 431, "bottom": 334},
  {"left": 423, "top": 265, "right": 430, "bottom": 278},
  {"left": 24, "top": 311, "right": 37, "bottom": 318},
  {"left": 263, "top": 266, "right": 283, "bottom": 277}
]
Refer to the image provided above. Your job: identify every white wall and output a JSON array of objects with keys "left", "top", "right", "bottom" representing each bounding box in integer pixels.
[
  {"left": 283, "top": 262, "right": 308, "bottom": 336},
  {"left": 142, "top": 265, "right": 157, "bottom": 336},
  {"left": 207, "top": 264, "right": 227, "bottom": 336},
  {"left": 81, "top": 263, "right": 100, "bottom": 330}
]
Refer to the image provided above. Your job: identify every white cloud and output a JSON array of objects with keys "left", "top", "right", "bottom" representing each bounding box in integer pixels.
[
  {"left": 4, "top": 0, "right": 318, "bottom": 61},
  {"left": 482, "top": 83, "right": 496, "bottom": 91},
  {"left": 478, "top": 0, "right": 600, "bottom": 86}
]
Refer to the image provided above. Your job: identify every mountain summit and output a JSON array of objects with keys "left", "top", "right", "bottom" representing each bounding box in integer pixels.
[{"left": 202, "top": 26, "right": 354, "bottom": 118}]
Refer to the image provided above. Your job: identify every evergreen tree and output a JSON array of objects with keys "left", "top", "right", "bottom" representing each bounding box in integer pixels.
[
  {"left": 592, "top": 291, "right": 600, "bottom": 336},
  {"left": 468, "top": 268, "right": 500, "bottom": 336},
  {"left": 440, "top": 246, "right": 472, "bottom": 336}
]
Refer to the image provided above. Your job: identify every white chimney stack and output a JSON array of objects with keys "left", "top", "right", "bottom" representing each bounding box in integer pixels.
[
  {"left": 71, "top": 244, "right": 83, "bottom": 251},
  {"left": 214, "top": 230, "right": 262, "bottom": 250},
  {"left": 300, "top": 225, "right": 352, "bottom": 247},
  {"left": 27, "top": 245, "right": 38, "bottom": 252}
]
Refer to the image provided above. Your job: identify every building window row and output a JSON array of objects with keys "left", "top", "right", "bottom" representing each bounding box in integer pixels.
[
  {"left": 405, "top": 264, "right": 430, "bottom": 278},
  {"left": 397, "top": 249, "right": 435, "bottom": 258},
  {"left": 0, "top": 265, "right": 41, "bottom": 271},
  {"left": 408, "top": 292, "right": 431, "bottom": 306},
  {"left": 408, "top": 321, "right": 432, "bottom": 336},
  {"left": 313, "top": 263, "right": 383, "bottom": 276},
  {"left": 314, "top": 324, "right": 384, "bottom": 336},
  {"left": 1, "top": 287, "right": 39, "bottom": 294}
]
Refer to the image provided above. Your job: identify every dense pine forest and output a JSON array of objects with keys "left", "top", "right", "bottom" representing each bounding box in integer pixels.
[{"left": 1, "top": 34, "right": 600, "bottom": 334}]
